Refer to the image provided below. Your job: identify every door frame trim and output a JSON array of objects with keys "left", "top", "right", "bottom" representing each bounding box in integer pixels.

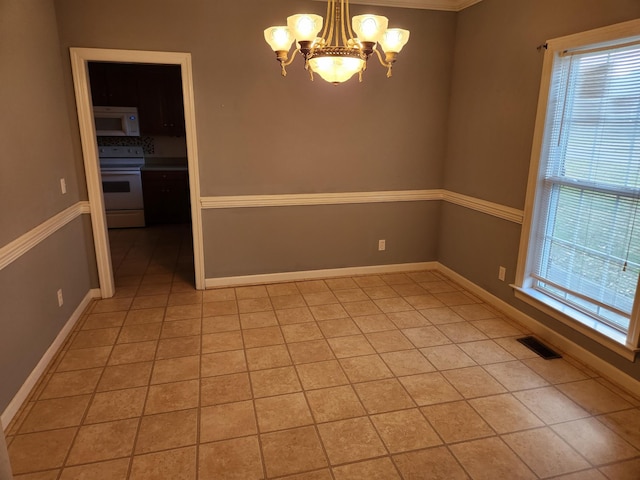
[{"left": 70, "top": 48, "right": 205, "bottom": 296}]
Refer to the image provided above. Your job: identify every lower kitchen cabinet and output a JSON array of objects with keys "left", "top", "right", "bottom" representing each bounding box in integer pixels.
[{"left": 142, "top": 170, "right": 191, "bottom": 225}]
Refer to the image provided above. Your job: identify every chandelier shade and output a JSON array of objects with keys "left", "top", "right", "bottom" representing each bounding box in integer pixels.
[
  {"left": 379, "top": 28, "right": 410, "bottom": 54},
  {"left": 264, "top": 26, "right": 295, "bottom": 52},
  {"left": 264, "top": 0, "right": 410, "bottom": 85},
  {"left": 309, "top": 52, "right": 366, "bottom": 84},
  {"left": 287, "top": 14, "right": 323, "bottom": 42},
  {"left": 351, "top": 15, "right": 388, "bottom": 42}
]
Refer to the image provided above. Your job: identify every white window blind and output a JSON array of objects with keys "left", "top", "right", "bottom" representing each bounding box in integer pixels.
[{"left": 532, "top": 38, "right": 640, "bottom": 334}]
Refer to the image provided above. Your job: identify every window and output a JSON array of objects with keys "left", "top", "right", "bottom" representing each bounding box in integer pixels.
[{"left": 516, "top": 20, "right": 640, "bottom": 358}]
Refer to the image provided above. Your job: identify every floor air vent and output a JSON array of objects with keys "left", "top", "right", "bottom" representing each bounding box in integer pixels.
[{"left": 517, "top": 336, "right": 562, "bottom": 360}]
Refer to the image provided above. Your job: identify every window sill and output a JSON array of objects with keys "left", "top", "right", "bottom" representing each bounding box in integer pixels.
[{"left": 512, "top": 286, "right": 639, "bottom": 361}]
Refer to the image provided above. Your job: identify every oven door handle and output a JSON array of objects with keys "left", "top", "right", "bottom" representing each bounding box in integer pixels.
[{"left": 101, "top": 169, "right": 142, "bottom": 176}]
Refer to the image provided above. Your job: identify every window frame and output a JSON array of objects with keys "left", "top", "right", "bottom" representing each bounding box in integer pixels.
[{"left": 515, "top": 18, "right": 640, "bottom": 361}]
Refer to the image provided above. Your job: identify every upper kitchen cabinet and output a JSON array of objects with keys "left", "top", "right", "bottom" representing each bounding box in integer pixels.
[
  {"left": 88, "top": 62, "right": 139, "bottom": 108},
  {"left": 137, "top": 65, "right": 185, "bottom": 136},
  {"left": 88, "top": 62, "right": 185, "bottom": 136}
]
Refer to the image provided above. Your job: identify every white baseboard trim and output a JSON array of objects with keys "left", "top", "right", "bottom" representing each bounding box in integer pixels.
[
  {"left": 0, "top": 201, "right": 90, "bottom": 271},
  {"left": 205, "top": 262, "right": 438, "bottom": 288},
  {"left": 436, "top": 263, "right": 640, "bottom": 398},
  {"left": 1, "top": 288, "right": 101, "bottom": 431}
]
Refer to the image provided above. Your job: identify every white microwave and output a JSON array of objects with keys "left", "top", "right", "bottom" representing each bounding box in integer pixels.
[{"left": 93, "top": 106, "right": 140, "bottom": 136}]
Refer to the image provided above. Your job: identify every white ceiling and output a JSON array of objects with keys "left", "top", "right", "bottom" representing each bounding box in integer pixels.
[{"left": 315, "top": 0, "right": 483, "bottom": 11}]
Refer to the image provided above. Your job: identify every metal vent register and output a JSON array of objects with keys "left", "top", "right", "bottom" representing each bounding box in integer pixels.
[{"left": 517, "top": 336, "right": 562, "bottom": 360}]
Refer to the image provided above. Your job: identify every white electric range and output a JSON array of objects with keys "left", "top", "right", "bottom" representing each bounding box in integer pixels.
[{"left": 98, "top": 146, "right": 145, "bottom": 228}]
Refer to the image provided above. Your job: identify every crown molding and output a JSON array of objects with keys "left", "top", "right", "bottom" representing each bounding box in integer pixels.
[{"left": 315, "top": 0, "right": 483, "bottom": 11}]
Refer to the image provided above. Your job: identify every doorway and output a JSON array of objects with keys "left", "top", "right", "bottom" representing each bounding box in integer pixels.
[{"left": 70, "top": 48, "right": 205, "bottom": 297}]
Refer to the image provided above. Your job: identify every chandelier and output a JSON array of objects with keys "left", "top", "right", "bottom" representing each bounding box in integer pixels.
[{"left": 264, "top": 0, "right": 410, "bottom": 85}]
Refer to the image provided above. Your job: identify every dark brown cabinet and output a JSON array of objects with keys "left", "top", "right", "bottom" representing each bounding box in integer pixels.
[
  {"left": 136, "top": 65, "right": 185, "bottom": 136},
  {"left": 142, "top": 170, "right": 191, "bottom": 225},
  {"left": 88, "top": 62, "right": 185, "bottom": 136},
  {"left": 88, "top": 62, "right": 139, "bottom": 107}
]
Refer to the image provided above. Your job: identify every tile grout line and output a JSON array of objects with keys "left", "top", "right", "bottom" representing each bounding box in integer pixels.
[
  {"left": 54, "top": 304, "right": 123, "bottom": 478},
  {"left": 194, "top": 297, "right": 204, "bottom": 480},
  {"left": 117, "top": 236, "right": 169, "bottom": 479},
  {"left": 280, "top": 285, "right": 335, "bottom": 478}
]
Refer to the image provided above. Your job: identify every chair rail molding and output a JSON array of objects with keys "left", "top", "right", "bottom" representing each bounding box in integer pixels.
[
  {"left": 0, "top": 190, "right": 523, "bottom": 278},
  {"left": 0, "top": 201, "right": 90, "bottom": 271},
  {"left": 201, "top": 190, "right": 441, "bottom": 209},
  {"left": 200, "top": 189, "right": 524, "bottom": 224}
]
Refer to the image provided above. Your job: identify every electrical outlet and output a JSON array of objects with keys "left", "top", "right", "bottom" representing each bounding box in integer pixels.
[
  {"left": 57, "top": 289, "right": 64, "bottom": 307},
  {"left": 498, "top": 266, "right": 506, "bottom": 282},
  {"left": 378, "top": 239, "right": 386, "bottom": 251},
  {"left": 60, "top": 178, "right": 67, "bottom": 194}
]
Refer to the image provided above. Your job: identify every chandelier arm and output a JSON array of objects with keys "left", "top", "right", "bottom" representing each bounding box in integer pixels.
[
  {"left": 339, "top": 0, "right": 349, "bottom": 46},
  {"left": 274, "top": 48, "right": 301, "bottom": 77},
  {"left": 325, "top": 0, "right": 335, "bottom": 46},
  {"left": 283, "top": 49, "right": 300, "bottom": 67},
  {"left": 344, "top": 0, "right": 356, "bottom": 41},
  {"left": 374, "top": 47, "right": 394, "bottom": 78},
  {"left": 324, "top": 0, "right": 333, "bottom": 41},
  {"left": 374, "top": 47, "right": 392, "bottom": 68}
]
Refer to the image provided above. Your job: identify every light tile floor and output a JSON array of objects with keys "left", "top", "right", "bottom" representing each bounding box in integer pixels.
[{"left": 5, "top": 225, "right": 640, "bottom": 479}]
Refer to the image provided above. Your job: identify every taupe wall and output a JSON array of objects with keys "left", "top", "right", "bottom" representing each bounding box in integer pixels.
[
  {"left": 203, "top": 202, "right": 440, "bottom": 277},
  {"left": 444, "top": 0, "right": 640, "bottom": 208},
  {"left": 55, "top": 0, "right": 454, "bottom": 194},
  {"left": 0, "top": 0, "right": 97, "bottom": 415},
  {"left": 441, "top": 0, "right": 640, "bottom": 379},
  {"left": 0, "top": 0, "right": 81, "bottom": 244},
  {"left": 54, "top": 0, "right": 456, "bottom": 278},
  {"left": 0, "top": 219, "right": 94, "bottom": 412}
]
